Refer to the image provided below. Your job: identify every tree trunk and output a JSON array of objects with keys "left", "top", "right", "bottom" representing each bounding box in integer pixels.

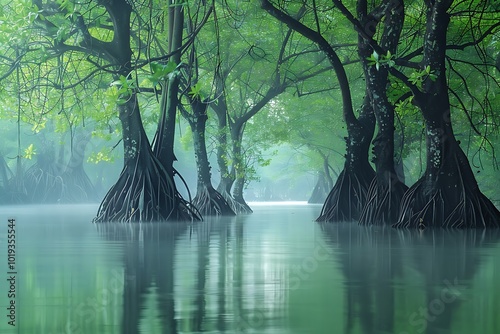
[
  {"left": 212, "top": 75, "right": 252, "bottom": 214},
  {"left": 211, "top": 77, "right": 233, "bottom": 195},
  {"left": 188, "top": 97, "right": 235, "bottom": 216},
  {"left": 94, "top": 0, "right": 199, "bottom": 222},
  {"left": 95, "top": 94, "right": 199, "bottom": 222},
  {"left": 259, "top": 1, "right": 375, "bottom": 222},
  {"left": 153, "top": 75, "right": 180, "bottom": 176},
  {"left": 394, "top": 1, "right": 500, "bottom": 228},
  {"left": 358, "top": 0, "right": 408, "bottom": 225},
  {"left": 230, "top": 125, "right": 253, "bottom": 213},
  {"left": 317, "top": 96, "right": 375, "bottom": 222}
]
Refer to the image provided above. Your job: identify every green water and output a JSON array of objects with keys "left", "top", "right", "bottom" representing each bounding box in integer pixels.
[{"left": 0, "top": 203, "right": 499, "bottom": 334}]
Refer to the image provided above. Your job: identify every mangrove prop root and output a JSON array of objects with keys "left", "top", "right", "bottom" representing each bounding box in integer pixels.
[
  {"left": 193, "top": 186, "right": 236, "bottom": 216},
  {"left": 94, "top": 156, "right": 201, "bottom": 223},
  {"left": 316, "top": 167, "right": 374, "bottom": 223},
  {"left": 219, "top": 190, "right": 253, "bottom": 214},
  {"left": 394, "top": 153, "right": 500, "bottom": 229},
  {"left": 359, "top": 176, "right": 409, "bottom": 225}
]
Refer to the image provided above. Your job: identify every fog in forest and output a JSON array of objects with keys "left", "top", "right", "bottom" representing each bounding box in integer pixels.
[{"left": 2, "top": 0, "right": 500, "bottom": 333}]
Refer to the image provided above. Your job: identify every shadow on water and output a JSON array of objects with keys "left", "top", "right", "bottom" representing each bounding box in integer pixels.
[{"left": 320, "top": 223, "right": 500, "bottom": 334}]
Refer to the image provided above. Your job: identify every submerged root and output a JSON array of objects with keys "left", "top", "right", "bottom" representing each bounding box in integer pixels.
[
  {"left": 316, "top": 167, "right": 374, "bottom": 222},
  {"left": 94, "top": 156, "right": 201, "bottom": 223},
  {"left": 359, "top": 174, "right": 408, "bottom": 225},
  {"left": 193, "top": 186, "right": 236, "bottom": 216}
]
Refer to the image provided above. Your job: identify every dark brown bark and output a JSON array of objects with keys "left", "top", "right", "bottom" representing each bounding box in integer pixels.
[
  {"left": 95, "top": 95, "right": 199, "bottom": 222},
  {"left": 317, "top": 96, "right": 375, "bottom": 222}
]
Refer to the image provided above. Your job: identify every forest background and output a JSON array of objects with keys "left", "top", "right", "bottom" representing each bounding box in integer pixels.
[{"left": 0, "top": 0, "right": 498, "bottom": 225}]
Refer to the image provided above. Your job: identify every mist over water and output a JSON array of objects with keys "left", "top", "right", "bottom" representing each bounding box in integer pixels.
[{"left": 0, "top": 203, "right": 499, "bottom": 333}]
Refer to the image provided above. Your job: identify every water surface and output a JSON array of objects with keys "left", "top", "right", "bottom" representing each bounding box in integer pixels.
[{"left": 0, "top": 203, "right": 499, "bottom": 334}]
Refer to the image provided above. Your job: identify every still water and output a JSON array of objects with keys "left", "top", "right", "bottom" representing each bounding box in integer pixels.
[{"left": 0, "top": 203, "right": 499, "bottom": 334}]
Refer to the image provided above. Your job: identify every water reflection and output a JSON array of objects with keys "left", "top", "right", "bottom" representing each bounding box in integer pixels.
[
  {"left": 6, "top": 204, "right": 500, "bottom": 334},
  {"left": 97, "top": 222, "right": 188, "bottom": 334},
  {"left": 321, "top": 224, "right": 500, "bottom": 334}
]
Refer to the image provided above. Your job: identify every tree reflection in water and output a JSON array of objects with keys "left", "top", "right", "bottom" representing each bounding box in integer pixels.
[{"left": 321, "top": 223, "right": 500, "bottom": 334}]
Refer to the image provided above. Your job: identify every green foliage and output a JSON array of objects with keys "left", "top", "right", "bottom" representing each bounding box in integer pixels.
[
  {"left": 87, "top": 149, "right": 113, "bottom": 164},
  {"left": 148, "top": 61, "right": 177, "bottom": 86},
  {"left": 0, "top": 0, "right": 498, "bottom": 202},
  {"left": 110, "top": 75, "right": 135, "bottom": 105},
  {"left": 408, "top": 66, "right": 437, "bottom": 88},
  {"left": 366, "top": 50, "right": 396, "bottom": 70},
  {"left": 23, "top": 143, "right": 36, "bottom": 159},
  {"left": 188, "top": 82, "right": 204, "bottom": 100}
]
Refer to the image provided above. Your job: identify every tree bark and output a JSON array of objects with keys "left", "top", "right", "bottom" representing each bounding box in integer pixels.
[
  {"left": 187, "top": 96, "right": 235, "bottom": 216},
  {"left": 358, "top": 0, "right": 408, "bottom": 225},
  {"left": 317, "top": 96, "right": 375, "bottom": 221},
  {"left": 260, "top": 0, "right": 376, "bottom": 222},
  {"left": 229, "top": 124, "right": 253, "bottom": 213},
  {"left": 394, "top": 0, "right": 500, "bottom": 228},
  {"left": 94, "top": 0, "right": 199, "bottom": 222}
]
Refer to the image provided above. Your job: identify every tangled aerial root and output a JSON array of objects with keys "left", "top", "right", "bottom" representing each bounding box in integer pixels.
[
  {"left": 61, "top": 166, "right": 98, "bottom": 203},
  {"left": 393, "top": 179, "right": 500, "bottom": 228},
  {"left": 218, "top": 190, "right": 253, "bottom": 214},
  {"left": 94, "top": 156, "right": 201, "bottom": 223},
  {"left": 25, "top": 164, "right": 64, "bottom": 203},
  {"left": 393, "top": 153, "right": 500, "bottom": 230},
  {"left": 193, "top": 186, "right": 236, "bottom": 216},
  {"left": 316, "top": 167, "right": 374, "bottom": 222},
  {"left": 359, "top": 175, "right": 408, "bottom": 225}
]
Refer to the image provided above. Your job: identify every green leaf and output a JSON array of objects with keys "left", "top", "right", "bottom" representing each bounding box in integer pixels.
[
  {"left": 189, "top": 82, "right": 204, "bottom": 99},
  {"left": 24, "top": 144, "right": 36, "bottom": 160},
  {"left": 149, "top": 61, "right": 177, "bottom": 85}
]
